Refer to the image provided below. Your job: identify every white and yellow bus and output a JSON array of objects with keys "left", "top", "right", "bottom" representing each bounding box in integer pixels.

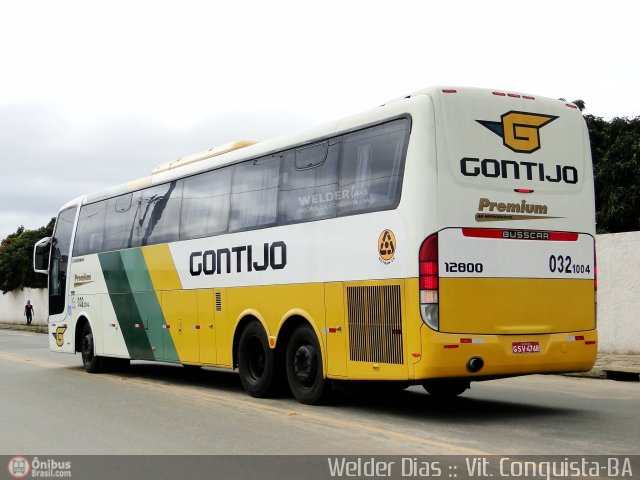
[{"left": 34, "top": 86, "right": 597, "bottom": 404}]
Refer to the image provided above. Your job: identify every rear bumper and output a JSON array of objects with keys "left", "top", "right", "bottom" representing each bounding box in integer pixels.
[{"left": 413, "top": 326, "right": 597, "bottom": 380}]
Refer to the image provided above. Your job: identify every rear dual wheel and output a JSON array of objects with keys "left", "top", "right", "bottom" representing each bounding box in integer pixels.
[
  {"left": 237, "top": 321, "right": 281, "bottom": 397},
  {"left": 237, "top": 321, "right": 331, "bottom": 404},
  {"left": 285, "top": 324, "right": 331, "bottom": 405}
]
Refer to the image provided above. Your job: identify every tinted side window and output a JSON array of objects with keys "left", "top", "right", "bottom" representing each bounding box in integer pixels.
[
  {"left": 181, "top": 168, "right": 232, "bottom": 240},
  {"left": 103, "top": 192, "right": 141, "bottom": 252},
  {"left": 338, "top": 119, "right": 409, "bottom": 215},
  {"left": 136, "top": 181, "right": 182, "bottom": 246},
  {"left": 229, "top": 156, "right": 281, "bottom": 232},
  {"left": 279, "top": 142, "right": 340, "bottom": 223},
  {"left": 73, "top": 201, "right": 106, "bottom": 256}
]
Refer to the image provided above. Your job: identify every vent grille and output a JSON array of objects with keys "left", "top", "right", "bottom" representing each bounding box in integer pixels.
[
  {"left": 215, "top": 292, "right": 222, "bottom": 312},
  {"left": 347, "top": 285, "right": 403, "bottom": 365}
]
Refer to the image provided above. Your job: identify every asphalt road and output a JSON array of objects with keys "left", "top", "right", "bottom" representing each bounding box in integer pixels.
[{"left": 1, "top": 329, "right": 638, "bottom": 456}]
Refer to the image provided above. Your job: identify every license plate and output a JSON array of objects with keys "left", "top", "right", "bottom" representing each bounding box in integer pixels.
[{"left": 512, "top": 341, "right": 540, "bottom": 354}]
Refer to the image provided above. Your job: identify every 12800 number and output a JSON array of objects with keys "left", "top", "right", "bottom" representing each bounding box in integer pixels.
[{"left": 444, "top": 262, "right": 484, "bottom": 273}]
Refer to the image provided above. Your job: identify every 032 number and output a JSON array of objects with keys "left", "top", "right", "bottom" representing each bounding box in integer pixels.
[{"left": 549, "top": 255, "right": 591, "bottom": 274}]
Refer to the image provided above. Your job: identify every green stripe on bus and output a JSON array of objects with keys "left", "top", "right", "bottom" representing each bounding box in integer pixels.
[
  {"left": 120, "top": 249, "right": 179, "bottom": 363},
  {"left": 99, "top": 250, "right": 154, "bottom": 360}
]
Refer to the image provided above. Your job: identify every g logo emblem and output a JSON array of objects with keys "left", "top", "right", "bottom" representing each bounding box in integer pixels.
[
  {"left": 53, "top": 326, "right": 67, "bottom": 347},
  {"left": 478, "top": 111, "right": 558, "bottom": 153},
  {"left": 378, "top": 229, "right": 396, "bottom": 262}
]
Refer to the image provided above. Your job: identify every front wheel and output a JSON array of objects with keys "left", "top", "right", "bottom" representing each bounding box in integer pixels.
[
  {"left": 286, "top": 324, "right": 331, "bottom": 404},
  {"left": 80, "top": 323, "right": 103, "bottom": 373}
]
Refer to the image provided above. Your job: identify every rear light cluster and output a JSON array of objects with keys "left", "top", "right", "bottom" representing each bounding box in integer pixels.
[{"left": 419, "top": 233, "right": 439, "bottom": 330}]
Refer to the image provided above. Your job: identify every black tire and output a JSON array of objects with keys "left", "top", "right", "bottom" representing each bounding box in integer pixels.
[
  {"left": 237, "top": 321, "right": 278, "bottom": 397},
  {"left": 286, "top": 324, "right": 331, "bottom": 405},
  {"left": 422, "top": 380, "right": 469, "bottom": 398},
  {"left": 80, "top": 323, "right": 103, "bottom": 373}
]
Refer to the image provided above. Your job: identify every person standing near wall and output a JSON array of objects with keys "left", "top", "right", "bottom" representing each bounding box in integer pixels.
[{"left": 24, "top": 300, "right": 34, "bottom": 326}]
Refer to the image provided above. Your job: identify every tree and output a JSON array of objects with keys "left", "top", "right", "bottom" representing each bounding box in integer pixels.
[
  {"left": 0, "top": 219, "right": 55, "bottom": 294},
  {"left": 586, "top": 115, "right": 640, "bottom": 233}
]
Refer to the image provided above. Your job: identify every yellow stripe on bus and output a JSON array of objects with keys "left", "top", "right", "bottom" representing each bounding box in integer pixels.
[
  {"left": 439, "top": 277, "right": 595, "bottom": 335},
  {"left": 141, "top": 244, "right": 183, "bottom": 291}
]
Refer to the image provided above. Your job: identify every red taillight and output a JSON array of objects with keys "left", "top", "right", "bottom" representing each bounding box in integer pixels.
[
  {"left": 419, "top": 234, "right": 438, "bottom": 289},
  {"left": 419, "top": 233, "right": 439, "bottom": 330},
  {"left": 442, "top": 89, "right": 457, "bottom": 94},
  {"left": 514, "top": 188, "right": 534, "bottom": 193},
  {"left": 420, "top": 276, "right": 439, "bottom": 290},
  {"left": 419, "top": 233, "right": 438, "bottom": 263},
  {"left": 419, "top": 260, "right": 438, "bottom": 275}
]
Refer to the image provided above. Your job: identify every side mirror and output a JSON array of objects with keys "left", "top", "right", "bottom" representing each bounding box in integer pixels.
[{"left": 33, "top": 237, "right": 51, "bottom": 274}]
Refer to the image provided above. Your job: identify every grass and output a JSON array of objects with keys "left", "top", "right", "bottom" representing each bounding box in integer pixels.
[{"left": 0, "top": 322, "right": 48, "bottom": 334}]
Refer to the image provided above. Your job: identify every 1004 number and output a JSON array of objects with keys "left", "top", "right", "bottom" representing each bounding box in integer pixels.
[{"left": 549, "top": 255, "right": 591, "bottom": 274}]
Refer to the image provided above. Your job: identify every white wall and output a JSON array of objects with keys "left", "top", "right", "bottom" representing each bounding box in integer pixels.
[
  {"left": 0, "top": 287, "right": 48, "bottom": 325},
  {"left": 596, "top": 231, "right": 640, "bottom": 353},
  {"left": 0, "top": 233, "right": 638, "bottom": 352}
]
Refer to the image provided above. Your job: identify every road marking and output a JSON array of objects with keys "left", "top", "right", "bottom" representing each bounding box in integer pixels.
[{"left": 0, "top": 350, "right": 491, "bottom": 454}]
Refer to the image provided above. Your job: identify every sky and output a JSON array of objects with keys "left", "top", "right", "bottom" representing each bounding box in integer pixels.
[{"left": 1, "top": 0, "right": 638, "bottom": 241}]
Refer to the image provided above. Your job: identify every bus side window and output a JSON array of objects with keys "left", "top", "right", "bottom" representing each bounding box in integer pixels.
[
  {"left": 73, "top": 201, "right": 106, "bottom": 256},
  {"left": 103, "top": 192, "right": 141, "bottom": 252},
  {"left": 279, "top": 143, "right": 340, "bottom": 223},
  {"left": 338, "top": 119, "right": 409, "bottom": 215},
  {"left": 136, "top": 180, "right": 182, "bottom": 246},
  {"left": 229, "top": 155, "right": 281, "bottom": 232},
  {"left": 180, "top": 167, "right": 232, "bottom": 240}
]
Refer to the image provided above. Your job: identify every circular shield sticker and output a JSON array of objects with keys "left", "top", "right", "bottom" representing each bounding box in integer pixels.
[{"left": 378, "top": 229, "right": 396, "bottom": 263}]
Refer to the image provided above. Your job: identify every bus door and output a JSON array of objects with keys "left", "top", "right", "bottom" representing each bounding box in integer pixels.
[{"left": 46, "top": 206, "right": 78, "bottom": 353}]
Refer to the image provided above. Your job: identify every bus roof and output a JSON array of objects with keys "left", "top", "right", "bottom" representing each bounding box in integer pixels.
[{"left": 80, "top": 86, "right": 580, "bottom": 207}]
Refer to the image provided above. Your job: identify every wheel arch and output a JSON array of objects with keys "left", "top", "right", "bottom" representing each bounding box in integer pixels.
[
  {"left": 74, "top": 315, "right": 90, "bottom": 353},
  {"left": 232, "top": 311, "right": 267, "bottom": 368}
]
